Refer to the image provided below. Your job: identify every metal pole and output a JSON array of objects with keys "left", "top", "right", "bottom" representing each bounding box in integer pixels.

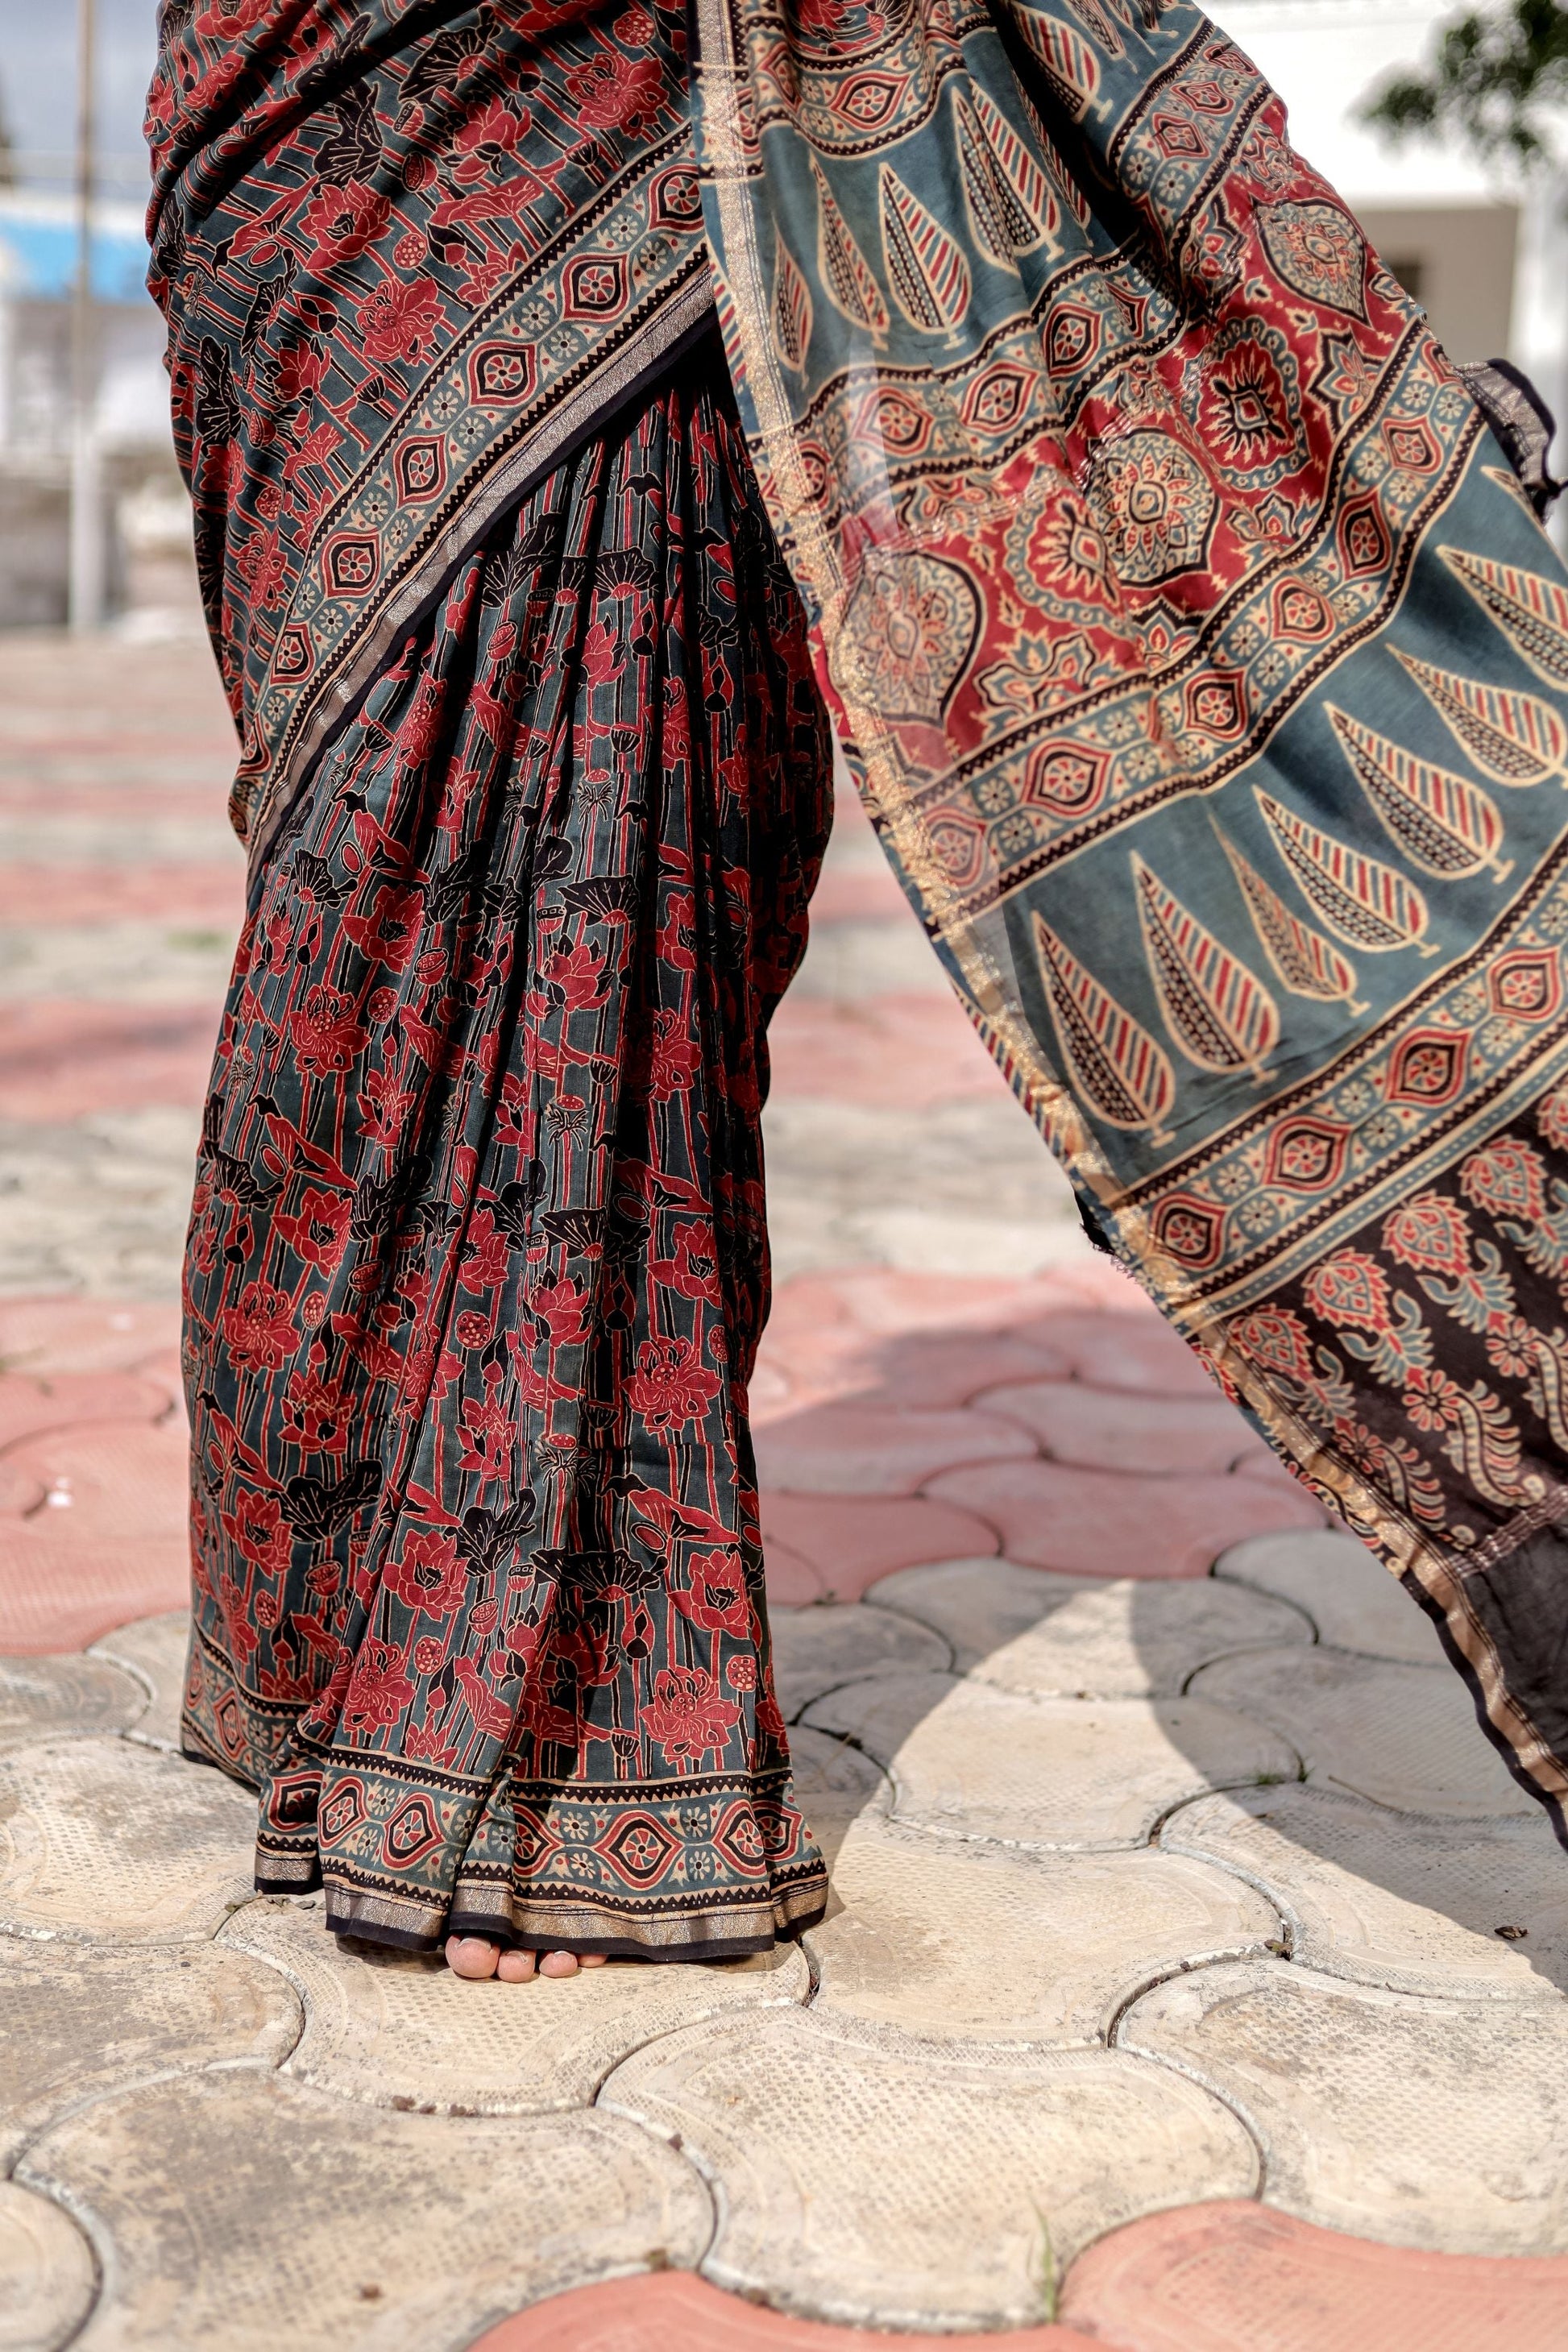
[{"left": 68, "top": 0, "right": 102, "bottom": 633}]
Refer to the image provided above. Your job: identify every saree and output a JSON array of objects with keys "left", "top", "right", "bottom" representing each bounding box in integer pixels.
[{"left": 148, "top": 0, "right": 1568, "bottom": 1914}]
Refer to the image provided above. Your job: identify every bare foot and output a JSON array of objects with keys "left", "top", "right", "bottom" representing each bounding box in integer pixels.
[{"left": 445, "top": 1935, "right": 608, "bottom": 1982}]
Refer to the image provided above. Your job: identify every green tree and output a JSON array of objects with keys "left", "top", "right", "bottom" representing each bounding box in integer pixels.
[{"left": 1359, "top": 0, "right": 1568, "bottom": 170}]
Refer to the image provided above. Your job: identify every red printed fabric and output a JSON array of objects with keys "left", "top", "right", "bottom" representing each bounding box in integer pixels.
[{"left": 181, "top": 352, "right": 836, "bottom": 1955}]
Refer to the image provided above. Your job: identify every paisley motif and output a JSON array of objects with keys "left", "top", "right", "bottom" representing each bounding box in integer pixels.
[
  {"left": 1255, "top": 198, "right": 1368, "bottom": 321},
  {"left": 1086, "top": 429, "right": 1219, "bottom": 587},
  {"left": 836, "top": 550, "right": 982, "bottom": 722}
]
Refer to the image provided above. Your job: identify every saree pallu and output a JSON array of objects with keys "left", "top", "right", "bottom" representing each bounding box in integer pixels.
[{"left": 151, "top": 0, "right": 1568, "bottom": 1852}]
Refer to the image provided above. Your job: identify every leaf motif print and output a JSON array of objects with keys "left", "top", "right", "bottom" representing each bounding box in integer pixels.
[
  {"left": 1214, "top": 824, "right": 1367, "bottom": 1013},
  {"left": 1033, "top": 912, "right": 1177, "bottom": 1143},
  {"left": 811, "top": 156, "right": 889, "bottom": 339},
  {"left": 1064, "top": 0, "right": 1126, "bottom": 56},
  {"left": 1255, "top": 788, "right": 1434, "bottom": 955},
  {"left": 1009, "top": 8, "right": 1100, "bottom": 120},
  {"left": 1326, "top": 704, "right": 1512, "bottom": 883},
  {"left": 1440, "top": 545, "right": 1568, "bottom": 691},
  {"left": 879, "top": 169, "right": 971, "bottom": 338},
  {"left": 1392, "top": 647, "right": 1567, "bottom": 786},
  {"left": 1132, "top": 852, "right": 1279, "bottom": 1076},
  {"left": 770, "top": 230, "right": 812, "bottom": 373},
  {"left": 959, "top": 85, "right": 1057, "bottom": 260}
]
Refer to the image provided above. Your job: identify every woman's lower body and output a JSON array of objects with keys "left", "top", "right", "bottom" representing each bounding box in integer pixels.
[{"left": 181, "top": 345, "right": 836, "bottom": 1960}]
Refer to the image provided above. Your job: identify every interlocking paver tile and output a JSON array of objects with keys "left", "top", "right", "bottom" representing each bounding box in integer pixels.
[
  {"left": 1161, "top": 1786, "right": 1568, "bottom": 2000},
  {"left": 0, "top": 1368, "right": 173, "bottom": 1450},
  {"left": 758, "top": 1492, "right": 999, "bottom": 1603},
  {"left": 785, "top": 1723, "right": 892, "bottom": 1866},
  {"left": 0, "top": 1650, "right": 145, "bottom": 1752},
  {"left": 471, "top": 2270, "right": 1094, "bottom": 2349},
  {"left": 1010, "top": 1310, "right": 1221, "bottom": 1396},
  {"left": 0, "top": 1736, "right": 254, "bottom": 1942},
  {"left": 88, "top": 1611, "right": 191, "bottom": 1753},
  {"left": 0, "top": 1530, "right": 189, "bottom": 1654},
  {"left": 769, "top": 1603, "right": 950, "bottom": 1719},
  {"left": 1188, "top": 1645, "right": 1533, "bottom": 1816},
  {"left": 1059, "top": 2199, "right": 1568, "bottom": 2351},
  {"left": 805, "top": 1819, "right": 1278, "bottom": 2043},
  {"left": 0, "top": 865, "right": 241, "bottom": 926},
  {"left": 924, "top": 1459, "right": 1324, "bottom": 1578},
  {"left": 801, "top": 1673, "right": 1298, "bottom": 1847},
  {"left": 1119, "top": 1957, "right": 1568, "bottom": 2251},
  {"left": 753, "top": 1325, "right": 1070, "bottom": 1419},
  {"left": 1217, "top": 1528, "right": 1444, "bottom": 1663},
  {"left": 19, "top": 2072, "right": 709, "bottom": 2352},
  {"left": 865, "top": 1559, "right": 1310, "bottom": 1696},
  {"left": 0, "top": 1939, "right": 299, "bottom": 2166},
  {"left": 753, "top": 1402, "right": 1034, "bottom": 1495},
  {"left": 0, "top": 1298, "right": 180, "bottom": 1374},
  {"left": 0, "top": 1002, "right": 214, "bottom": 1120},
  {"left": 602, "top": 2009, "right": 1257, "bottom": 2329},
  {"left": 766, "top": 993, "right": 1011, "bottom": 1108},
  {"left": 0, "top": 2180, "right": 96, "bottom": 2352},
  {"left": 0, "top": 1417, "right": 188, "bottom": 1539},
  {"left": 975, "top": 1381, "right": 1259, "bottom": 1475},
  {"left": 223, "top": 1892, "right": 808, "bottom": 2114}
]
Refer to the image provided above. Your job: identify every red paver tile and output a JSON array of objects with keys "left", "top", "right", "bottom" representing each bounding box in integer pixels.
[
  {"left": 1010, "top": 1310, "right": 1222, "bottom": 1398},
  {"left": 976, "top": 1381, "right": 1256, "bottom": 1475},
  {"left": 0, "top": 1420, "right": 189, "bottom": 1541},
  {"left": 0, "top": 864, "right": 243, "bottom": 926},
  {"left": 0, "top": 1532, "right": 186, "bottom": 1652},
  {"left": 753, "top": 1327, "right": 1071, "bottom": 1420},
  {"left": 754, "top": 1402, "right": 1034, "bottom": 1495},
  {"left": 1059, "top": 2199, "right": 1568, "bottom": 2351},
  {"left": 759, "top": 1491, "right": 999, "bottom": 1601},
  {"left": 0, "top": 1368, "right": 176, "bottom": 1450},
  {"left": 767, "top": 993, "right": 1009, "bottom": 1107},
  {"left": 763, "top": 1538, "right": 830, "bottom": 1606},
  {"left": 471, "top": 2271, "right": 1093, "bottom": 2350},
  {"left": 925, "top": 1457, "right": 1324, "bottom": 1578},
  {"left": 0, "top": 1002, "right": 217, "bottom": 1118},
  {"left": 0, "top": 1297, "right": 180, "bottom": 1375},
  {"left": 806, "top": 861, "right": 914, "bottom": 925}
]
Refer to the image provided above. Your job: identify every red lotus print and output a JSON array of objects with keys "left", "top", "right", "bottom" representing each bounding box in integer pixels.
[
  {"left": 290, "top": 984, "right": 368, "bottom": 1077},
  {"left": 458, "top": 1205, "right": 512, "bottom": 1292},
  {"left": 222, "top": 1280, "right": 297, "bottom": 1372},
  {"left": 276, "top": 1185, "right": 352, "bottom": 1272},
  {"left": 457, "top": 1392, "right": 516, "bottom": 1479},
  {"left": 645, "top": 1008, "right": 700, "bottom": 1101},
  {"left": 674, "top": 1548, "right": 749, "bottom": 1635},
  {"left": 453, "top": 99, "right": 530, "bottom": 182},
  {"left": 567, "top": 48, "right": 666, "bottom": 137},
  {"left": 342, "top": 1639, "right": 417, "bottom": 1735},
  {"left": 653, "top": 1221, "right": 723, "bottom": 1305},
  {"left": 301, "top": 180, "right": 388, "bottom": 266},
  {"left": 343, "top": 884, "right": 424, "bottom": 972},
  {"left": 356, "top": 276, "right": 446, "bottom": 365},
  {"left": 384, "top": 1529, "right": 469, "bottom": 1617},
  {"left": 222, "top": 1487, "right": 292, "bottom": 1577},
  {"left": 624, "top": 1336, "right": 721, "bottom": 1433},
  {"left": 280, "top": 1365, "right": 351, "bottom": 1455},
  {"left": 528, "top": 1274, "right": 590, "bottom": 1345},
  {"left": 540, "top": 935, "right": 609, "bottom": 1010},
  {"left": 639, "top": 1665, "right": 743, "bottom": 1765},
  {"left": 357, "top": 1064, "right": 419, "bottom": 1148}
]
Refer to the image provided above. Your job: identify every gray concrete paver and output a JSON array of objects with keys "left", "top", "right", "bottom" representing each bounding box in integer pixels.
[
  {"left": 769, "top": 1602, "right": 951, "bottom": 1720},
  {"left": 1118, "top": 1956, "right": 1568, "bottom": 2252},
  {"left": 1161, "top": 1785, "right": 1568, "bottom": 2001},
  {"left": 223, "top": 1893, "right": 809, "bottom": 2116},
  {"left": 87, "top": 1612, "right": 190, "bottom": 1753},
  {"left": 1189, "top": 1645, "right": 1533, "bottom": 1816},
  {"left": 599, "top": 2008, "right": 1259, "bottom": 2329},
  {"left": 801, "top": 1671, "right": 1300, "bottom": 1848},
  {"left": 0, "top": 1736, "right": 254, "bottom": 1943},
  {"left": 865, "top": 1558, "right": 1312, "bottom": 1696},
  {"left": 1216, "top": 1529, "right": 1445, "bottom": 1664},
  {"left": 805, "top": 1819, "right": 1280, "bottom": 2043},
  {"left": 0, "top": 1939, "right": 300, "bottom": 2167},
  {"left": 0, "top": 1652, "right": 145, "bottom": 1752},
  {"left": 0, "top": 1112, "right": 202, "bottom": 1300},
  {"left": 19, "top": 2072, "right": 710, "bottom": 2352},
  {"left": 0, "top": 2180, "right": 96, "bottom": 2352}
]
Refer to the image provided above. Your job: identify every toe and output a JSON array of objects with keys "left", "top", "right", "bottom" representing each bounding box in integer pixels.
[
  {"left": 538, "top": 1949, "right": 580, "bottom": 1977},
  {"left": 445, "top": 1935, "right": 501, "bottom": 1981},
  {"left": 496, "top": 1948, "right": 537, "bottom": 1982},
  {"left": 579, "top": 1953, "right": 608, "bottom": 1968}
]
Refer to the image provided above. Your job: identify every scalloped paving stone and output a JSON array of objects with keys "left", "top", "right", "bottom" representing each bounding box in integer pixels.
[
  {"left": 0, "top": 1937, "right": 299, "bottom": 2167},
  {"left": 1188, "top": 1646, "right": 1533, "bottom": 1817},
  {"left": 1161, "top": 1785, "right": 1568, "bottom": 2001},
  {"left": 801, "top": 1674, "right": 1298, "bottom": 1849},
  {"left": 0, "top": 1736, "right": 255, "bottom": 1942},
  {"left": 1119, "top": 1957, "right": 1568, "bottom": 2252},
  {"left": 0, "top": 1649, "right": 145, "bottom": 1751},
  {"left": 759, "top": 1492, "right": 999, "bottom": 1605},
  {"left": 471, "top": 2271, "right": 1096, "bottom": 2350},
  {"left": 974, "top": 1381, "right": 1259, "bottom": 1475},
  {"left": 1059, "top": 2198, "right": 1568, "bottom": 2352},
  {"left": 0, "top": 1529, "right": 189, "bottom": 1654},
  {"left": 222, "top": 1891, "right": 808, "bottom": 2115},
  {"left": 805, "top": 1817, "right": 1278, "bottom": 2043},
  {"left": 89, "top": 1611, "right": 190, "bottom": 1753},
  {"left": 0, "top": 1297, "right": 180, "bottom": 1377},
  {"left": 0, "top": 1418, "right": 188, "bottom": 1539},
  {"left": 865, "top": 1559, "right": 1309, "bottom": 1697},
  {"left": 925, "top": 1459, "right": 1322, "bottom": 1579},
  {"left": 601, "top": 2009, "right": 1258, "bottom": 2329},
  {"left": 1216, "top": 1529, "right": 1444, "bottom": 1664},
  {"left": 0, "top": 1367, "right": 174, "bottom": 1451},
  {"left": 754, "top": 1326, "right": 1072, "bottom": 1419},
  {"left": 769, "top": 1603, "right": 950, "bottom": 1719},
  {"left": 0, "top": 2180, "right": 96, "bottom": 2352},
  {"left": 753, "top": 1403, "right": 1033, "bottom": 1496},
  {"left": 19, "top": 2070, "right": 709, "bottom": 2352},
  {"left": 1009, "top": 1311, "right": 1221, "bottom": 1396},
  {"left": 786, "top": 1722, "right": 892, "bottom": 1868}
]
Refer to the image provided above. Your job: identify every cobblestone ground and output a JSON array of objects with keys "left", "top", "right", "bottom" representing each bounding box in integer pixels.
[{"left": 2, "top": 628, "right": 1567, "bottom": 2351}]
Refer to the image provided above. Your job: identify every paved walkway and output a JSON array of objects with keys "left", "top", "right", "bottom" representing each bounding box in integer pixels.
[{"left": 1, "top": 630, "right": 1566, "bottom": 2351}]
